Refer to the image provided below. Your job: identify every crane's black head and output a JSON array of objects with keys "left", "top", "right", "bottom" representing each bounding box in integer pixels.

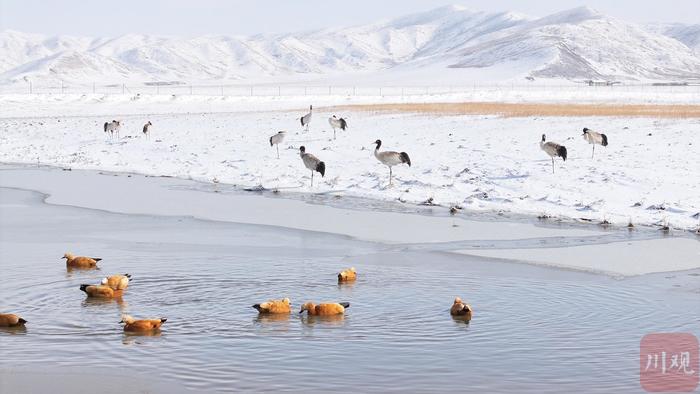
[
  {"left": 541, "top": 134, "right": 546, "bottom": 142},
  {"left": 374, "top": 139, "right": 382, "bottom": 148},
  {"left": 299, "top": 146, "right": 306, "bottom": 153},
  {"left": 582, "top": 127, "right": 589, "bottom": 135},
  {"left": 310, "top": 105, "right": 313, "bottom": 110}
]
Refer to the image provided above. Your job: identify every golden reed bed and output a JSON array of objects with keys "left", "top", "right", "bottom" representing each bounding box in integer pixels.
[{"left": 326, "top": 102, "right": 700, "bottom": 118}]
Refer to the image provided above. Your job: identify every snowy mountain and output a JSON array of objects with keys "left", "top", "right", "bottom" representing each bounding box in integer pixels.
[
  {"left": 646, "top": 23, "right": 700, "bottom": 56},
  {"left": 1, "top": 5, "right": 700, "bottom": 87}
]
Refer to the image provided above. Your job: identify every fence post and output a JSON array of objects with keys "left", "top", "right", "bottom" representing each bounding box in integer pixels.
[
  {"left": 61, "top": 81, "right": 64, "bottom": 94},
  {"left": 278, "top": 86, "right": 281, "bottom": 96},
  {"left": 353, "top": 86, "right": 356, "bottom": 96},
  {"left": 379, "top": 87, "right": 382, "bottom": 96},
  {"left": 250, "top": 86, "right": 253, "bottom": 96},
  {"left": 29, "top": 81, "right": 32, "bottom": 94},
  {"left": 221, "top": 85, "right": 224, "bottom": 96},
  {"left": 190, "top": 85, "right": 193, "bottom": 95},
  {"left": 122, "top": 84, "right": 125, "bottom": 94},
  {"left": 304, "top": 87, "right": 307, "bottom": 96}
]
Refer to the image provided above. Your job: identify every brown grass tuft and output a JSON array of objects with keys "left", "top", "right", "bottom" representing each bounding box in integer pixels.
[{"left": 325, "top": 102, "right": 700, "bottom": 118}]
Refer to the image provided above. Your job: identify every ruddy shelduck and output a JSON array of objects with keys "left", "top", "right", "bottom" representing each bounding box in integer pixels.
[
  {"left": 0, "top": 313, "right": 27, "bottom": 327},
  {"left": 62, "top": 252, "right": 102, "bottom": 268},
  {"left": 80, "top": 284, "right": 121, "bottom": 298},
  {"left": 120, "top": 315, "right": 167, "bottom": 332},
  {"left": 337, "top": 267, "right": 357, "bottom": 282},
  {"left": 101, "top": 273, "right": 131, "bottom": 290},
  {"left": 450, "top": 297, "right": 473, "bottom": 319},
  {"left": 252, "top": 297, "right": 291, "bottom": 314},
  {"left": 299, "top": 302, "right": 350, "bottom": 316}
]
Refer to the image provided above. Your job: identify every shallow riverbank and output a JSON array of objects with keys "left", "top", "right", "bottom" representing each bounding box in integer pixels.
[{"left": 2, "top": 165, "right": 698, "bottom": 277}]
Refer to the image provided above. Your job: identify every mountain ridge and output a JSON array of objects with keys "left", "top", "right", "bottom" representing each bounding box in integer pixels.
[{"left": 1, "top": 5, "right": 700, "bottom": 86}]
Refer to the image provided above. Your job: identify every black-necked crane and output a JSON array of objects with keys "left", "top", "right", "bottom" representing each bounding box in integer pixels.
[
  {"left": 269, "top": 131, "right": 286, "bottom": 158},
  {"left": 300, "top": 105, "right": 312, "bottom": 131},
  {"left": 373, "top": 139, "right": 411, "bottom": 185},
  {"left": 299, "top": 146, "right": 325, "bottom": 187},
  {"left": 103, "top": 120, "right": 121, "bottom": 140},
  {"left": 582, "top": 128, "right": 608, "bottom": 158},
  {"left": 540, "top": 134, "right": 567, "bottom": 174},
  {"left": 142, "top": 121, "right": 152, "bottom": 140},
  {"left": 328, "top": 115, "right": 347, "bottom": 139}
]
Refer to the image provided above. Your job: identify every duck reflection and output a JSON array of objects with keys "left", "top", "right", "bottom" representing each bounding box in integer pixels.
[
  {"left": 0, "top": 325, "right": 28, "bottom": 335},
  {"left": 451, "top": 315, "right": 471, "bottom": 326},
  {"left": 122, "top": 330, "right": 162, "bottom": 345},
  {"left": 254, "top": 313, "right": 291, "bottom": 324},
  {"left": 301, "top": 314, "right": 346, "bottom": 326},
  {"left": 82, "top": 296, "right": 127, "bottom": 312}
]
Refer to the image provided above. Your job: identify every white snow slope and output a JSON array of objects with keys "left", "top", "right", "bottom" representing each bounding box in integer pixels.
[
  {"left": 0, "top": 94, "right": 698, "bottom": 232},
  {"left": 2, "top": 5, "right": 700, "bottom": 87},
  {"left": 647, "top": 23, "right": 700, "bottom": 56}
]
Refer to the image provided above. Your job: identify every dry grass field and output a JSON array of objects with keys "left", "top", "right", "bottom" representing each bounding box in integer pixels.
[{"left": 328, "top": 102, "right": 700, "bottom": 118}]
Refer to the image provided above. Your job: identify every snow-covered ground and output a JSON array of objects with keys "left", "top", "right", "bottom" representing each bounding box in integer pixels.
[{"left": 0, "top": 94, "right": 698, "bottom": 231}]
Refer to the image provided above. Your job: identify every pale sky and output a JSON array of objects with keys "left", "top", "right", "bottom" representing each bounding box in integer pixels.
[{"left": 1, "top": 0, "right": 699, "bottom": 37}]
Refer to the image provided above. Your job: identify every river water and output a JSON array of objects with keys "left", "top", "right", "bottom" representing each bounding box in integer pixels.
[{"left": 0, "top": 168, "right": 698, "bottom": 393}]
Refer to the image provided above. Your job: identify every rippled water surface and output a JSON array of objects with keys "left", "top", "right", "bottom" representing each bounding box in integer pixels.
[{"left": 1, "top": 187, "right": 698, "bottom": 393}]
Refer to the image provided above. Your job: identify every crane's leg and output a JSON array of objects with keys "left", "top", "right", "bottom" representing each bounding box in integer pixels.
[
  {"left": 389, "top": 167, "right": 393, "bottom": 185},
  {"left": 551, "top": 157, "right": 555, "bottom": 174},
  {"left": 592, "top": 145, "right": 595, "bottom": 159},
  {"left": 333, "top": 127, "right": 336, "bottom": 140},
  {"left": 311, "top": 171, "right": 314, "bottom": 187},
  {"left": 276, "top": 144, "right": 279, "bottom": 159}
]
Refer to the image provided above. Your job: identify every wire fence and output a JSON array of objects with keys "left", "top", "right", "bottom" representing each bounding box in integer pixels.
[{"left": 3, "top": 81, "right": 700, "bottom": 97}]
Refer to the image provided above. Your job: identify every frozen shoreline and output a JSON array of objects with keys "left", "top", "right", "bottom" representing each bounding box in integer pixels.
[
  {"left": 0, "top": 94, "right": 699, "bottom": 232},
  {"left": 1, "top": 165, "right": 698, "bottom": 277}
]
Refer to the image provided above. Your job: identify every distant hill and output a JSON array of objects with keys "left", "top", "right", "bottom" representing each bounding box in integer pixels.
[{"left": 2, "top": 5, "right": 700, "bottom": 87}]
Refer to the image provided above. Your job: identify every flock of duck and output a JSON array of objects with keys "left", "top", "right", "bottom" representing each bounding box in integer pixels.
[{"left": 0, "top": 258, "right": 473, "bottom": 331}]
